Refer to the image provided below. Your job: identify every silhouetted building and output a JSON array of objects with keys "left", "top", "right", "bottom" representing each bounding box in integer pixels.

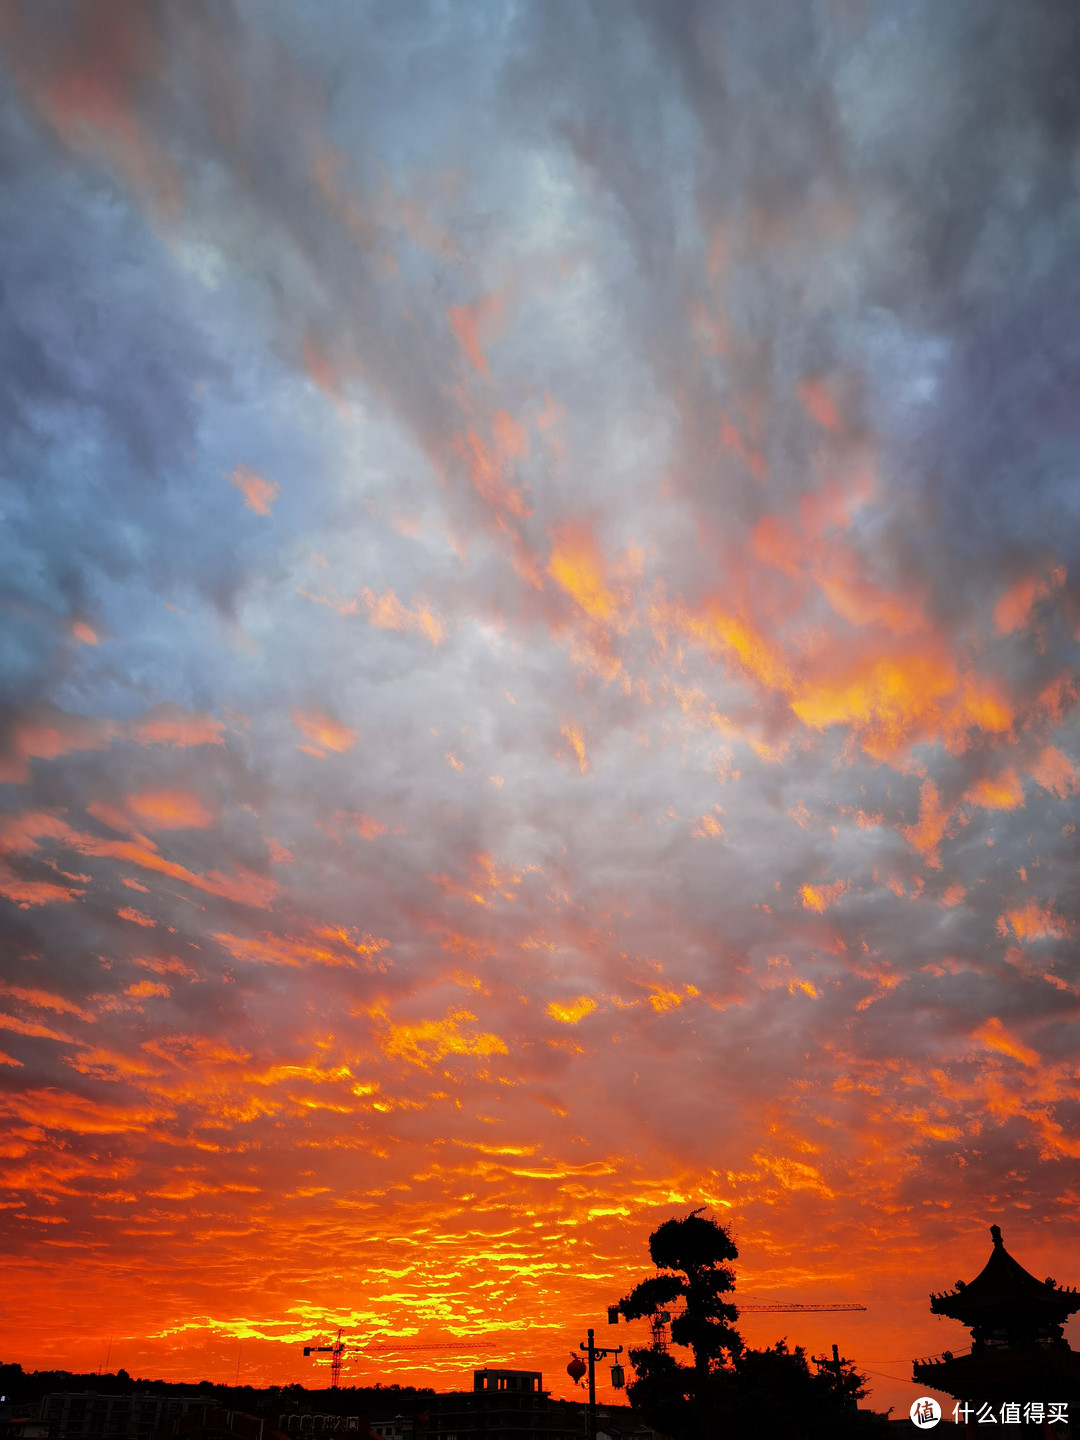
[
  {"left": 278, "top": 1370, "right": 662, "bottom": 1440},
  {"left": 277, "top": 1421, "right": 369, "bottom": 1437},
  {"left": 27, "top": 1394, "right": 219, "bottom": 1440},
  {"left": 152, "top": 1411, "right": 290, "bottom": 1440},
  {"left": 913, "top": 1224, "right": 1080, "bottom": 1431}
]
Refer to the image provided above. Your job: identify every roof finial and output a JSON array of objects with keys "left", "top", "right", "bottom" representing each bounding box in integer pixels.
[{"left": 990, "top": 1223, "right": 1003, "bottom": 1248}]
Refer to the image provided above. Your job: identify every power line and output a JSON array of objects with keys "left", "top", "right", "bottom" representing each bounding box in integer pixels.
[
  {"left": 351, "top": 1341, "right": 519, "bottom": 1353},
  {"left": 740, "top": 1303, "right": 866, "bottom": 1313}
]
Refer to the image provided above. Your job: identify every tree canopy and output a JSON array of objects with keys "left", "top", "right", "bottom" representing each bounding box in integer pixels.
[{"left": 613, "top": 1211, "right": 889, "bottom": 1439}]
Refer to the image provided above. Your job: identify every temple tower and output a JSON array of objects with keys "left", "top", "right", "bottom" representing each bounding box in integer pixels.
[{"left": 913, "top": 1224, "right": 1080, "bottom": 1432}]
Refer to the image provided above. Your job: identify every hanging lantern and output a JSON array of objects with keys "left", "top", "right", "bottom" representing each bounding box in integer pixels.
[
  {"left": 567, "top": 1354, "right": 587, "bottom": 1385},
  {"left": 610, "top": 1364, "right": 625, "bottom": 1390},
  {"left": 607, "top": 1306, "right": 621, "bottom": 1325}
]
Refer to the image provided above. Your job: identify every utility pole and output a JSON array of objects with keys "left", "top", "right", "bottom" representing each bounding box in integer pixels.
[
  {"left": 579, "top": 1328, "right": 623, "bottom": 1440},
  {"left": 813, "top": 1343, "right": 858, "bottom": 1415}
]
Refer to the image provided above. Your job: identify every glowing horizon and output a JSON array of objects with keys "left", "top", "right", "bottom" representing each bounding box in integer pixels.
[{"left": 2, "top": 0, "right": 1080, "bottom": 1419}]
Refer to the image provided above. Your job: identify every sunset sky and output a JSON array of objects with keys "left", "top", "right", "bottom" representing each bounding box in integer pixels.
[{"left": 3, "top": 0, "right": 1080, "bottom": 1419}]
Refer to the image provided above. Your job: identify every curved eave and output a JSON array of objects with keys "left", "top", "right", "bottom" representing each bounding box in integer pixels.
[
  {"left": 929, "top": 1292, "right": 1080, "bottom": 1324},
  {"left": 914, "top": 1348, "right": 1080, "bottom": 1397}
]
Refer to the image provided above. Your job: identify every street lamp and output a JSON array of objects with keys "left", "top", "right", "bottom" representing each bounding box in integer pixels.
[{"left": 578, "top": 1329, "right": 623, "bottom": 1440}]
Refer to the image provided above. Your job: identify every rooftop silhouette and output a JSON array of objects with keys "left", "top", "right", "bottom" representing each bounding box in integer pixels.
[{"left": 914, "top": 1224, "right": 1080, "bottom": 1411}]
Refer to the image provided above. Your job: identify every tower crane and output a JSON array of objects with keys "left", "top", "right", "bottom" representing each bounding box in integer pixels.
[
  {"left": 302, "top": 1330, "right": 522, "bottom": 1385},
  {"left": 303, "top": 1328, "right": 359, "bottom": 1389},
  {"left": 608, "top": 1300, "right": 866, "bottom": 1354}
]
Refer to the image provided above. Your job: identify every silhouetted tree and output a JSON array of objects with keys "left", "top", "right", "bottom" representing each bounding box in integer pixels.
[
  {"left": 613, "top": 1212, "right": 890, "bottom": 1439},
  {"left": 701, "top": 1340, "right": 884, "bottom": 1439},
  {"left": 615, "top": 1209, "right": 742, "bottom": 1437}
]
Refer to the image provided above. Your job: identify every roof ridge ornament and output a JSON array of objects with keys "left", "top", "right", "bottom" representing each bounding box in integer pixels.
[{"left": 989, "top": 1223, "right": 1003, "bottom": 1248}]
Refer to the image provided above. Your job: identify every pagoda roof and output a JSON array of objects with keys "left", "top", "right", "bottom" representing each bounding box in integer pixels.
[
  {"left": 914, "top": 1344, "right": 1080, "bottom": 1400},
  {"left": 930, "top": 1225, "right": 1080, "bottom": 1325}
]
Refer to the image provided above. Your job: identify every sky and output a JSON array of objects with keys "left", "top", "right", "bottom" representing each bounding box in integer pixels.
[{"left": 2, "top": 0, "right": 1080, "bottom": 1419}]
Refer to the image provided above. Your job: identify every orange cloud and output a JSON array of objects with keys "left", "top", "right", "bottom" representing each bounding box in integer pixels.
[
  {"left": 814, "top": 548, "right": 924, "bottom": 635},
  {"left": 690, "top": 812, "right": 725, "bottom": 839},
  {"left": 560, "top": 723, "right": 588, "bottom": 773},
  {"left": 429, "top": 852, "right": 525, "bottom": 907},
  {"left": 662, "top": 463, "right": 1028, "bottom": 766},
  {"left": 133, "top": 955, "right": 198, "bottom": 980},
  {"left": 680, "top": 602, "right": 790, "bottom": 694},
  {"left": 536, "top": 391, "right": 566, "bottom": 434},
  {"left": 376, "top": 1006, "right": 509, "bottom": 1068},
  {"left": 0, "top": 865, "right": 83, "bottom": 908},
  {"left": 898, "top": 779, "right": 952, "bottom": 868},
  {"left": 0, "top": 711, "right": 111, "bottom": 784},
  {"left": 797, "top": 378, "right": 841, "bottom": 430},
  {"left": 993, "top": 566, "right": 1065, "bottom": 633},
  {"left": 215, "top": 927, "right": 389, "bottom": 969},
  {"left": 359, "top": 588, "right": 446, "bottom": 646},
  {"left": 229, "top": 465, "right": 280, "bottom": 516},
  {"left": 788, "top": 978, "right": 820, "bottom": 999},
  {"left": 67, "top": 1045, "right": 165, "bottom": 1081},
  {"left": 293, "top": 711, "right": 358, "bottom": 757},
  {"left": 790, "top": 647, "right": 1011, "bottom": 762},
  {"left": 719, "top": 413, "right": 768, "bottom": 483},
  {"left": 83, "top": 835, "right": 278, "bottom": 909},
  {"left": 1030, "top": 746, "right": 1079, "bottom": 798},
  {"left": 126, "top": 981, "right": 170, "bottom": 999},
  {"left": 749, "top": 513, "right": 802, "bottom": 578},
  {"left": 547, "top": 997, "right": 598, "bottom": 1024},
  {"left": 798, "top": 468, "right": 874, "bottom": 536},
  {"left": 751, "top": 512, "right": 923, "bottom": 637},
  {"left": 0, "top": 985, "right": 95, "bottom": 1024},
  {"left": 0, "top": 811, "right": 80, "bottom": 856},
  {"left": 963, "top": 768, "right": 1024, "bottom": 811},
  {"left": 454, "top": 424, "right": 531, "bottom": 522},
  {"left": 972, "top": 1017, "right": 1039, "bottom": 1067},
  {"left": 492, "top": 409, "right": 528, "bottom": 459},
  {"left": 0, "top": 813, "right": 88, "bottom": 906},
  {"left": 645, "top": 983, "right": 700, "bottom": 1013},
  {"left": 301, "top": 330, "right": 345, "bottom": 404},
  {"left": 124, "top": 790, "right": 215, "bottom": 830},
  {"left": 0, "top": 1088, "right": 171, "bottom": 1135},
  {"left": 320, "top": 810, "right": 389, "bottom": 842},
  {"left": 123, "top": 704, "right": 226, "bottom": 749},
  {"left": 799, "top": 879, "right": 848, "bottom": 912},
  {"left": 547, "top": 524, "right": 618, "bottom": 622},
  {"left": 0, "top": 1013, "right": 75, "bottom": 1043},
  {"left": 997, "top": 900, "right": 1071, "bottom": 942},
  {"left": 787, "top": 800, "right": 812, "bottom": 830},
  {"left": 71, "top": 620, "right": 99, "bottom": 645},
  {"left": 117, "top": 906, "right": 155, "bottom": 926},
  {"left": 4, "top": 0, "right": 182, "bottom": 216},
  {"left": 1, "top": 807, "right": 275, "bottom": 910},
  {"left": 302, "top": 584, "right": 447, "bottom": 644},
  {"left": 448, "top": 291, "right": 505, "bottom": 376}
]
